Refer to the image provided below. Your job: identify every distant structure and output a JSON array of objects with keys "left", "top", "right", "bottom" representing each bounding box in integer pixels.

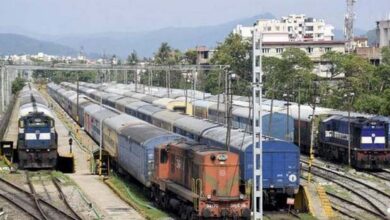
[
  {"left": 233, "top": 14, "right": 335, "bottom": 42},
  {"left": 233, "top": 14, "right": 344, "bottom": 78},
  {"left": 377, "top": 19, "right": 390, "bottom": 47},
  {"left": 345, "top": 0, "right": 356, "bottom": 53},
  {"left": 196, "top": 46, "right": 215, "bottom": 65}
]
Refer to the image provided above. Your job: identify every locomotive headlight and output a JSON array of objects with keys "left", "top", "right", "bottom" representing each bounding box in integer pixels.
[
  {"left": 239, "top": 194, "right": 245, "bottom": 200},
  {"left": 289, "top": 174, "right": 297, "bottom": 182},
  {"left": 217, "top": 154, "right": 228, "bottom": 161},
  {"left": 26, "top": 149, "right": 29, "bottom": 152},
  {"left": 207, "top": 194, "right": 211, "bottom": 200},
  {"left": 47, "top": 149, "right": 50, "bottom": 152}
]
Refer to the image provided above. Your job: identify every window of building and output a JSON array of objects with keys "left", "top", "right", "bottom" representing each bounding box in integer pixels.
[
  {"left": 307, "top": 47, "right": 314, "bottom": 54},
  {"left": 267, "top": 26, "right": 272, "bottom": 31},
  {"left": 276, "top": 48, "right": 284, "bottom": 53},
  {"left": 325, "top": 47, "right": 332, "bottom": 52},
  {"left": 276, "top": 26, "right": 280, "bottom": 31},
  {"left": 262, "top": 48, "right": 270, "bottom": 54},
  {"left": 306, "top": 26, "right": 314, "bottom": 31}
]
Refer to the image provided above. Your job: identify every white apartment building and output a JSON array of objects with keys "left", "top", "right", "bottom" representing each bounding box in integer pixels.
[{"left": 233, "top": 14, "right": 335, "bottom": 42}]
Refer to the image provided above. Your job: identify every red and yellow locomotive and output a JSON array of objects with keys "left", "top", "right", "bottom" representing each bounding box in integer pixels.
[{"left": 152, "top": 141, "right": 250, "bottom": 219}]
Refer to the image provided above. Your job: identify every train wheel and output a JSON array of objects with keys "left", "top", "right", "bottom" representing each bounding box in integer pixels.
[{"left": 179, "top": 205, "right": 187, "bottom": 219}]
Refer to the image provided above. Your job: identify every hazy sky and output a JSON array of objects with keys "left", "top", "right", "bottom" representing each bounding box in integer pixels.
[{"left": 0, "top": 0, "right": 389, "bottom": 35}]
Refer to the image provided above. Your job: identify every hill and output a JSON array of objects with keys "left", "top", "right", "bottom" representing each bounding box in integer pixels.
[
  {"left": 51, "top": 13, "right": 275, "bottom": 58},
  {"left": 0, "top": 33, "right": 77, "bottom": 56}
]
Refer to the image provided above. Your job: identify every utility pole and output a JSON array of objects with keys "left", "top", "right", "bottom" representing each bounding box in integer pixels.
[
  {"left": 297, "top": 79, "right": 302, "bottom": 147},
  {"left": 252, "top": 26, "right": 263, "bottom": 220},
  {"left": 344, "top": 92, "right": 355, "bottom": 167},
  {"left": 283, "top": 90, "right": 293, "bottom": 141},
  {"left": 345, "top": 0, "right": 357, "bottom": 53},
  {"left": 225, "top": 71, "right": 236, "bottom": 152},
  {"left": 76, "top": 71, "right": 79, "bottom": 122},
  {"left": 307, "top": 82, "right": 319, "bottom": 183}
]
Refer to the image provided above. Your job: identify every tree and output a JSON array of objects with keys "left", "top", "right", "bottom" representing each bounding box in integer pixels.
[
  {"left": 12, "top": 77, "right": 26, "bottom": 94},
  {"left": 127, "top": 50, "right": 138, "bottom": 65},
  {"left": 211, "top": 33, "right": 251, "bottom": 81},
  {"left": 381, "top": 46, "right": 390, "bottom": 65},
  {"left": 184, "top": 49, "right": 198, "bottom": 65},
  {"left": 155, "top": 42, "right": 172, "bottom": 65},
  {"left": 321, "top": 51, "right": 345, "bottom": 78},
  {"left": 211, "top": 33, "right": 251, "bottom": 95},
  {"left": 353, "top": 94, "right": 385, "bottom": 114}
]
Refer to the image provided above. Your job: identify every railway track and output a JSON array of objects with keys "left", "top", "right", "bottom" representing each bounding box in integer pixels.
[
  {"left": 26, "top": 171, "right": 83, "bottom": 220},
  {"left": 301, "top": 159, "right": 390, "bottom": 218},
  {"left": 370, "top": 171, "right": 390, "bottom": 182},
  {"left": 0, "top": 173, "right": 80, "bottom": 220},
  {"left": 326, "top": 191, "right": 384, "bottom": 220}
]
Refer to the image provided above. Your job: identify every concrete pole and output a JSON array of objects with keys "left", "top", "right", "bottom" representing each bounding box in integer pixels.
[{"left": 1, "top": 66, "right": 5, "bottom": 112}]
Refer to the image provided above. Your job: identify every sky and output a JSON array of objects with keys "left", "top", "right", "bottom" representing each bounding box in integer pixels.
[{"left": 0, "top": 0, "right": 389, "bottom": 35}]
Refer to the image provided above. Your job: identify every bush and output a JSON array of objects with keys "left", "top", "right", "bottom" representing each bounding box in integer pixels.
[{"left": 11, "top": 77, "right": 26, "bottom": 94}]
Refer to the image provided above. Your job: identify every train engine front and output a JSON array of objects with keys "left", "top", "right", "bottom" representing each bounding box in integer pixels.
[
  {"left": 18, "top": 88, "right": 58, "bottom": 169},
  {"left": 318, "top": 116, "right": 390, "bottom": 169},
  {"left": 152, "top": 141, "right": 250, "bottom": 219}
]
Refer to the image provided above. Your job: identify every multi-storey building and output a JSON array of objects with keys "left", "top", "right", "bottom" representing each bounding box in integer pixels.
[
  {"left": 377, "top": 19, "right": 390, "bottom": 47},
  {"left": 233, "top": 14, "right": 335, "bottom": 42}
]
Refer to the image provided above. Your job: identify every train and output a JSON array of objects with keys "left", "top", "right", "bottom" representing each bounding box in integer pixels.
[
  {"left": 318, "top": 115, "right": 390, "bottom": 169},
  {"left": 65, "top": 81, "right": 390, "bottom": 170},
  {"left": 47, "top": 84, "right": 250, "bottom": 218},
  {"left": 48, "top": 82, "right": 301, "bottom": 209},
  {"left": 18, "top": 84, "right": 58, "bottom": 169}
]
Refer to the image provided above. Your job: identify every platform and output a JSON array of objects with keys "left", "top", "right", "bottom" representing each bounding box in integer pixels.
[{"left": 300, "top": 179, "right": 335, "bottom": 220}]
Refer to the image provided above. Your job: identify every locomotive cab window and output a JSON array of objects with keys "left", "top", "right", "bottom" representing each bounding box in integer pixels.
[{"left": 160, "top": 149, "right": 168, "bottom": 164}]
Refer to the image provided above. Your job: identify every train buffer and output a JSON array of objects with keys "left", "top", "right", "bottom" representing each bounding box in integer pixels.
[{"left": 0, "top": 141, "right": 17, "bottom": 172}]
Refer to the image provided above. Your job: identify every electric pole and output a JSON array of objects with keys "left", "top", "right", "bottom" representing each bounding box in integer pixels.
[{"left": 252, "top": 26, "right": 263, "bottom": 220}]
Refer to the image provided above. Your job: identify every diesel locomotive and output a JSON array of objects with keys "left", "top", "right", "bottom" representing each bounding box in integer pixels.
[
  {"left": 318, "top": 115, "right": 390, "bottom": 169},
  {"left": 18, "top": 85, "right": 58, "bottom": 169}
]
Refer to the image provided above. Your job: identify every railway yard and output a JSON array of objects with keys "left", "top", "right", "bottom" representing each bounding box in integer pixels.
[{"left": 0, "top": 80, "right": 389, "bottom": 220}]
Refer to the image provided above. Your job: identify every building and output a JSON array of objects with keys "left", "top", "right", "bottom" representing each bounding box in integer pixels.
[
  {"left": 233, "top": 14, "right": 335, "bottom": 42},
  {"left": 354, "top": 37, "right": 369, "bottom": 48},
  {"left": 355, "top": 47, "right": 381, "bottom": 65},
  {"left": 261, "top": 41, "right": 345, "bottom": 78},
  {"left": 196, "top": 46, "right": 215, "bottom": 65},
  {"left": 377, "top": 19, "right": 390, "bottom": 47}
]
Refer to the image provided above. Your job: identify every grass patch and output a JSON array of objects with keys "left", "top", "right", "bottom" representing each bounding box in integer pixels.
[
  {"left": 105, "top": 174, "right": 169, "bottom": 220},
  {"left": 298, "top": 213, "right": 317, "bottom": 220},
  {"left": 323, "top": 184, "right": 351, "bottom": 200},
  {"left": 51, "top": 171, "right": 76, "bottom": 186}
]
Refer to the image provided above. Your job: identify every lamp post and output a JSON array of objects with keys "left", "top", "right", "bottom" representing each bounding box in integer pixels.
[{"left": 344, "top": 92, "right": 355, "bottom": 167}]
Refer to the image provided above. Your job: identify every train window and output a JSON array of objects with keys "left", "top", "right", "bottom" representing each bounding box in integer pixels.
[
  {"left": 50, "top": 119, "right": 55, "bottom": 128},
  {"left": 160, "top": 149, "right": 168, "bottom": 164}
]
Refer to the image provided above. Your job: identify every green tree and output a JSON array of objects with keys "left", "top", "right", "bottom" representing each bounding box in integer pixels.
[
  {"left": 127, "top": 50, "right": 138, "bottom": 65},
  {"left": 184, "top": 49, "right": 198, "bottom": 65},
  {"left": 353, "top": 94, "right": 385, "bottom": 114},
  {"left": 12, "top": 77, "right": 26, "bottom": 94},
  {"left": 381, "top": 46, "right": 390, "bottom": 65},
  {"left": 210, "top": 33, "right": 251, "bottom": 95}
]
